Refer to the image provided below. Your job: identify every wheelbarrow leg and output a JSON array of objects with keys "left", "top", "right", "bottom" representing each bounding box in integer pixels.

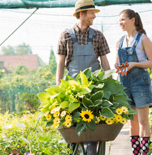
[
  {"left": 73, "top": 143, "right": 79, "bottom": 155},
  {"left": 80, "top": 142, "right": 86, "bottom": 155},
  {"left": 97, "top": 141, "right": 106, "bottom": 155}
]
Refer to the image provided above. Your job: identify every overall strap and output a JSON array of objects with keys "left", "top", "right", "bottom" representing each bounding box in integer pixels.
[
  {"left": 65, "top": 27, "right": 77, "bottom": 42},
  {"left": 88, "top": 27, "right": 95, "bottom": 42},
  {"left": 133, "top": 33, "right": 141, "bottom": 48},
  {"left": 117, "top": 35, "right": 125, "bottom": 49}
]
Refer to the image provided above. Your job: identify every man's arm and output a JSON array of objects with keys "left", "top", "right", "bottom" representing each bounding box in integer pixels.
[
  {"left": 56, "top": 54, "right": 65, "bottom": 85},
  {"left": 100, "top": 55, "right": 111, "bottom": 71}
]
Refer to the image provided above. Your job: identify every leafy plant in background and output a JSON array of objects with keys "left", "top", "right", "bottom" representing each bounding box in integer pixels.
[
  {"left": 19, "top": 93, "right": 41, "bottom": 113},
  {"left": 0, "top": 111, "right": 70, "bottom": 155},
  {"left": 38, "top": 68, "right": 137, "bottom": 136}
]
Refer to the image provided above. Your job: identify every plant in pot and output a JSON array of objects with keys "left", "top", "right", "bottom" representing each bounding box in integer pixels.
[{"left": 38, "top": 68, "right": 137, "bottom": 143}]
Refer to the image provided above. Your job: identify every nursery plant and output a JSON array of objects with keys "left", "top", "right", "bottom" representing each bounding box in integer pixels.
[{"left": 38, "top": 68, "right": 137, "bottom": 136}]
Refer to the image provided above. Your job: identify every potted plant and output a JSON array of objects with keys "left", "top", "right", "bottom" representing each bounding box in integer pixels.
[{"left": 38, "top": 68, "right": 137, "bottom": 143}]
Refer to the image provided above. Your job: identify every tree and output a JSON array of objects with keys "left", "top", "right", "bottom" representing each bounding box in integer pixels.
[
  {"left": 1, "top": 45, "right": 16, "bottom": 55},
  {"left": 16, "top": 43, "right": 32, "bottom": 55},
  {"left": 49, "top": 47, "right": 57, "bottom": 74}
]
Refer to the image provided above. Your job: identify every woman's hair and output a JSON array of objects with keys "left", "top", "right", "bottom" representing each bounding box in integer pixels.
[{"left": 120, "top": 9, "right": 146, "bottom": 35}]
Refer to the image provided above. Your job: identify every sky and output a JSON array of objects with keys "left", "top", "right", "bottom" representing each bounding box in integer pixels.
[{"left": 0, "top": 3, "right": 152, "bottom": 70}]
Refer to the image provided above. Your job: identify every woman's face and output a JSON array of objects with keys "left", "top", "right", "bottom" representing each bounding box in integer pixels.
[{"left": 119, "top": 12, "right": 135, "bottom": 32}]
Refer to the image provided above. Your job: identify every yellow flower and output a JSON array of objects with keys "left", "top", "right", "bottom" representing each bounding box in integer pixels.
[
  {"left": 115, "top": 114, "right": 123, "bottom": 122},
  {"left": 64, "top": 121, "right": 72, "bottom": 128},
  {"left": 53, "top": 123, "right": 59, "bottom": 129},
  {"left": 106, "top": 118, "right": 114, "bottom": 125},
  {"left": 121, "top": 106, "right": 129, "bottom": 114},
  {"left": 3, "top": 148, "right": 6, "bottom": 152},
  {"left": 120, "top": 118, "right": 127, "bottom": 124},
  {"left": 53, "top": 117, "right": 60, "bottom": 124},
  {"left": 95, "top": 116, "right": 100, "bottom": 124},
  {"left": 99, "top": 115, "right": 106, "bottom": 121},
  {"left": 46, "top": 114, "right": 52, "bottom": 121},
  {"left": 61, "top": 111, "right": 66, "bottom": 117},
  {"left": 65, "top": 115, "right": 72, "bottom": 121},
  {"left": 116, "top": 108, "right": 123, "bottom": 115},
  {"left": 80, "top": 109, "right": 94, "bottom": 123},
  {"left": 53, "top": 111, "right": 60, "bottom": 117}
]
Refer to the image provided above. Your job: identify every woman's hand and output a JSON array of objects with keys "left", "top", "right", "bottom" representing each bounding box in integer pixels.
[
  {"left": 127, "top": 62, "right": 137, "bottom": 71},
  {"left": 114, "top": 62, "right": 119, "bottom": 69}
]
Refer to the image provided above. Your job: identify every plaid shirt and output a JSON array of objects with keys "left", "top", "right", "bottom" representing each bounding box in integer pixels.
[{"left": 57, "top": 24, "right": 110, "bottom": 67}]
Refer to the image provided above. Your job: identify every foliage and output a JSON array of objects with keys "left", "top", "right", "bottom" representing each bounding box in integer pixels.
[
  {"left": 49, "top": 47, "right": 57, "bottom": 74},
  {"left": 0, "top": 69, "right": 5, "bottom": 79},
  {"left": 8, "top": 65, "right": 29, "bottom": 75},
  {"left": 1, "top": 43, "right": 32, "bottom": 55},
  {"left": 19, "top": 93, "right": 41, "bottom": 113},
  {"left": 38, "top": 68, "right": 137, "bottom": 136},
  {"left": 0, "top": 65, "right": 56, "bottom": 113},
  {"left": 0, "top": 111, "right": 71, "bottom": 155}
]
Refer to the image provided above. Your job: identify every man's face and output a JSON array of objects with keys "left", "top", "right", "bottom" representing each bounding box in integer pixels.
[{"left": 82, "top": 10, "right": 96, "bottom": 26}]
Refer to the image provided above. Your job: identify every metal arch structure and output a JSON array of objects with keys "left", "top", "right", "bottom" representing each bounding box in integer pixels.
[{"left": 0, "top": 0, "right": 151, "bottom": 9}]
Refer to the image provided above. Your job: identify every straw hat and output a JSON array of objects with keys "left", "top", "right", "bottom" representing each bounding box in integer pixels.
[{"left": 73, "top": 0, "right": 100, "bottom": 17}]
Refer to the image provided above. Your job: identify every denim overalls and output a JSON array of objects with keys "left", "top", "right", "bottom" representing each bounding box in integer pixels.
[
  {"left": 118, "top": 33, "right": 152, "bottom": 108},
  {"left": 66, "top": 27, "right": 100, "bottom": 78}
]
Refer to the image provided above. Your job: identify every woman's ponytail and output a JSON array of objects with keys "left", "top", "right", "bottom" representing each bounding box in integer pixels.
[{"left": 135, "top": 12, "right": 146, "bottom": 35}]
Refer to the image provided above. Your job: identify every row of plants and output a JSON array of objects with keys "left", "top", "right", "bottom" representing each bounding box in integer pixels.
[{"left": 0, "top": 111, "right": 71, "bottom": 155}]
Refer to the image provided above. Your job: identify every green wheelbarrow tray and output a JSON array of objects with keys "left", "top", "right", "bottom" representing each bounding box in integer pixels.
[{"left": 58, "top": 123, "right": 124, "bottom": 144}]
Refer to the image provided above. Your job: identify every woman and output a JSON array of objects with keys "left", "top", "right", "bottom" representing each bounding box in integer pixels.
[{"left": 115, "top": 9, "right": 152, "bottom": 155}]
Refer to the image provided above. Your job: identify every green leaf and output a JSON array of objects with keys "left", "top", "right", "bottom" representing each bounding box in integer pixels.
[
  {"left": 82, "top": 96, "right": 94, "bottom": 108},
  {"left": 69, "top": 102, "right": 80, "bottom": 112},
  {"left": 73, "top": 112, "right": 80, "bottom": 119},
  {"left": 60, "top": 79, "right": 69, "bottom": 87},
  {"left": 79, "top": 87, "right": 91, "bottom": 95},
  {"left": 103, "top": 82, "right": 120, "bottom": 95},
  {"left": 102, "top": 69, "right": 115, "bottom": 80},
  {"left": 83, "top": 68, "right": 92, "bottom": 79},
  {"left": 39, "top": 104, "right": 50, "bottom": 113},
  {"left": 46, "top": 122, "right": 53, "bottom": 128},
  {"left": 87, "top": 121, "right": 96, "bottom": 131},
  {"left": 80, "top": 71, "right": 88, "bottom": 85},
  {"left": 38, "top": 111, "right": 45, "bottom": 119},
  {"left": 128, "top": 114, "right": 134, "bottom": 121},
  {"left": 60, "top": 101, "right": 69, "bottom": 109},
  {"left": 102, "top": 89, "right": 111, "bottom": 99},
  {"left": 100, "top": 107, "right": 114, "bottom": 118},
  {"left": 128, "top": 109, "right": 138, "bottom": 115},
  {"left": 98, "top": 71, "right": 104, "bottom": 79},
  {"left": 113, "top": 96, "right": 130, "bottom": 109},
  {"left": 92, "top": 69, "right": 102, "bottom": 77},
  {"left": 45, "top": 86, "right": 60, "bottom": 94},
  {"left": 94, "top": 99, "right": 102, "bottom": 106},
  {"left": 38, "top": 92, "right": 50, "bottom": 103},
  {"left": 76, "top": 123, "right": 87, "bottom": 136},
  {"left": 64, "top": 75, "right": 75, "bottom": 81},
  {"left": 90, "top": 91, "right": 103, "bottom": 102},
  {"left": 101, "top": 100, "right": 113, "bottom": 107}
]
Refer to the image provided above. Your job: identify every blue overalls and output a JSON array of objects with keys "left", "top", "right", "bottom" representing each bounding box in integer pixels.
[
  {"left": 66, "top": 27, "right": 100, "bottom": 78},
  {"left": 118, "top": 33, "right": 152, "bottom": 108}
]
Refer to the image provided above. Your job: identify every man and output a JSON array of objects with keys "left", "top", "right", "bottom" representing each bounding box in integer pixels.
[{"left": 56, "top": 0, "right": 111, "bottom": 154}]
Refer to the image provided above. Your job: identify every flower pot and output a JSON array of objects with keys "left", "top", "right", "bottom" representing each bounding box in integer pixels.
[{"left": 58, "top": 123, "right": 123, "bottom": 144}]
